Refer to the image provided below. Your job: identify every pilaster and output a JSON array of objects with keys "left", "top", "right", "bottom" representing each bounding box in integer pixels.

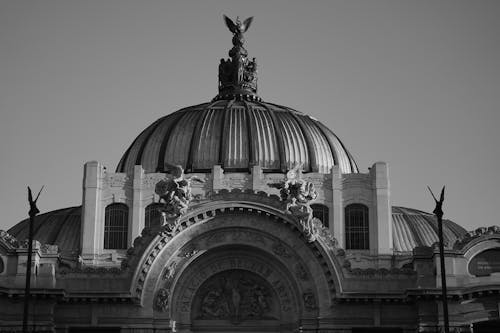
[
  {"left": 371, "top": 162, "right": 392, "bottom": 255},
  {"left": 81, "top": 161, "right": 105, "bottom": 264},
  {"left": 131, "top": 165, "right": 145, "bottom": 244},
  {"left": 331, "top": 166, "right": 343, "bottom": 247}
]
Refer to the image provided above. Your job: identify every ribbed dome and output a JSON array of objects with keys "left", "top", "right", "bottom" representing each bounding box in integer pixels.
[
  {"left": 392, "top": 206, "right": 467, "bottom": 253},
  {"left": 8, "top": 206, "right": 81, "bottom": 259},
  {"left": 116, "top": 100, "right": 358, "bottom": 175}
]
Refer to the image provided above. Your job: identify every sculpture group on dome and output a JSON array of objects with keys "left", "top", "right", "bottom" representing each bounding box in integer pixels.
[
  {"left": 269, "top": 163, "right": 322, "bottom": 242},
  {"left": 217, "top": 15, "right": 258, "bottom": 99},
  {"left": 154, "top": 163, "right": 203, "bottom": 235}
]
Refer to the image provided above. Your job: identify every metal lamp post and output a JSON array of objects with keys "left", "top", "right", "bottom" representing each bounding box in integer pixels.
[
  {"left": 23, "top": 186, "right": 43, "bottom": 333},
  {"left": 428, "top": 186, "right": 449, "bottom": 333}
]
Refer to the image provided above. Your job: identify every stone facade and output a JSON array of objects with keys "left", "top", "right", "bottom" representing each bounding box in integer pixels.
[{"left": 1, "top": 161, "right": 500, "bottom": 332}]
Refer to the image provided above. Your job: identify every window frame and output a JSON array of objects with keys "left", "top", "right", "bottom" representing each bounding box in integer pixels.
[
  {"left": 104, "top": 203, "right": 129, "bottom": 250},
  {"left": 345, "top": 203, "right": 369, "bottom": 250}
]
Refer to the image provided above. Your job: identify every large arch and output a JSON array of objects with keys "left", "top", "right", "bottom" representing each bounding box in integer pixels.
[{"left": 130, "top": 201, "right": 344, "bottom": 332}]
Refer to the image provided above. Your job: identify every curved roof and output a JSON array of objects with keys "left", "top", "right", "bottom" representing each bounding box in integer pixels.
[
  {"left": 116, "top": 100, "right": 359, "bottom": 175},
  {"left": 8, "top": 206, "right": 81, "bottom": 259},
  {"left": 7, "top": 205, "right": 466, "bottom": 256},
  {"left": 392, "top": 206, "right": 467, "bottom": 253}
]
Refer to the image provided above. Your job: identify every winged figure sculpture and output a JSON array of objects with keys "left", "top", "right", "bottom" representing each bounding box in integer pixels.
[{"left": 224, "top": 15, "right": 253, "bottom": 35}]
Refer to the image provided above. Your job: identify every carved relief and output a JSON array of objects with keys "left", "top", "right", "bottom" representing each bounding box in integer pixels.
[
  {"left": 0, "top": 230, "right": 19, "bottom": 248},
  {"left": 163, "top": 261, "right": 177, "bottom": 281},
  {"left": 104, "top": 173, "right": 130, "bottom": 188},
  {"left": 40, "top": 244, "right": 58, "bottom": 255},
  {"left": 155, "top": 288, "right": 170, "bottom": 312},
  {"left": 221, "top": 175, "right": 251, "bottom": 190},
  {"left": 303, "top": 290, "right": 317, "bottom": 311},
  {"left": 194, "top": 270, "right": 275, "bottom": 324},
  {"left": 272, "top": 241, "right": 292, "bottom": 259},
  {"left": 142, "top": 174, "right": 166, "bottom": 189},
  {"left": 454, "top": 225, "right": 500, "bottom": 249},
  {"left": 179, "top": 244, "right": 198, "bottom": 258},
  {"left": 295, "top": 263, "right": 308, "bottom": 281}
]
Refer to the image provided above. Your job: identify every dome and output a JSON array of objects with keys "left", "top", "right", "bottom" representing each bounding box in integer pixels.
[
  {"left": 392, "top": 206, "right": 467, "bottom": 253},
  {"left": 8, "top": 206, "right": 81, "bottom": 259},
  {"left": 116, "top": 18, "right": 358, "bottom": 175},
  {"left": 116, "top": 100, "right": 359, "bottom": 175},
  {"left": 7, "top": 205, "right": 466, "bottom": 256}
]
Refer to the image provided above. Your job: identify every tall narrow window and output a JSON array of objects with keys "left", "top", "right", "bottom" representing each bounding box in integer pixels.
[
  {"left": 104, "top": 203, "right": 128, "bottom": 249},
  {"left": 145, "top": 203, "right": 162, "bottom": 229},
  {"left": 345, "top": 204, "right": 369, "bottom": 250},
  {"left": 311, "top": 204, "right": 329, "bottom": 228}
]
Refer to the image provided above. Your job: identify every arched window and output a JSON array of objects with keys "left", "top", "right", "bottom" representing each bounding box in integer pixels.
[
  {"left": 311, "top": 204, "right": 329, "bottom": 228},
  {"left": 145, "top": 203, "right": 162, "bottom": 229},
  {"left": 104, "top": 203, "right": 129, "bottom": 249},
  {"left": 345, "top": 204, "right": 369, "bottom": 250}
]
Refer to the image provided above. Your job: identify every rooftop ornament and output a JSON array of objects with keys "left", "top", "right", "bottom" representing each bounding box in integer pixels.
[
  {"left": 155, "top": 164, "right": 203, "bottom": 236},
  {"left": 269, "top": 164, "right": 323, "bottom": 242},
  {"left": 214, "top": 15, "right": 260, "bottom": 102}
]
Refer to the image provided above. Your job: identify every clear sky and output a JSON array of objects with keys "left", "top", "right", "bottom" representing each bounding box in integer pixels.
[{"left": 1, "top": 0, "right": 499, "bottom": 232}]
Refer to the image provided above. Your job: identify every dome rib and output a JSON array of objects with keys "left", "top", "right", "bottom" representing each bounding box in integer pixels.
[
  {"left": 186, "top": 107, "right": 209, "bottom": 171},
  {"left": 289, "top": 113, "right": 315, "bottom": 172},
  {"left": 242, "top": 100, "right": 255, "bottom": 168},
  {"left": 8, "top": 206, "right": 82, "bottom": 257},
  {"left": 156, "top": 110, "right": 188, "bottom": 172},
  {"left": 135, "top": 117, "right": 166, "bottom": 167},
  {"left": 255, "top": 100, "right": 287, "bottom": 172},
  {"left": 116, "top": 100, "right": 358, "bottom": 175},
  {"left": 391, "top": 206, "right": 467, "bottom": 253}
]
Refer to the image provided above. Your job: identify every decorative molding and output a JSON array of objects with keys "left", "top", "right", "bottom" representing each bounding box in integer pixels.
[
  {"left": 0, "top": 230, "right": 19, "bottom": 248},
  {"left": 104, "top": 173, "right": 131, "bottom": 188},
  {"left": 142, "top": 173, "right": 167, "bottom": 189},
  {"left": 454, "top": 225, "right": 500, "bottom": 249},
  {"left": 131, "top": 203, "right": 339, "bottom": 301}
]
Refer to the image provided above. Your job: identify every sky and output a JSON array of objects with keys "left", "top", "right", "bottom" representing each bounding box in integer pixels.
[{"left": 0, "top": 0, "right": 499, "bottom": 232}]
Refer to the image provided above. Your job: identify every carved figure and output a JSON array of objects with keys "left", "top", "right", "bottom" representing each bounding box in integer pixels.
[
  {"left": 218, "top": 16, "right": 258, "bottom": 97},
  {"left": 303, "top": 291, "right": 317, "bottom": 311},
  {"left": 155, "top": 288, "right": 170, "bottom": 312},
  {"left": 155, "top": 163, "right": 203, "bottom": 235},
  {"left": 198, "top": 271, "right": 272, "bottom": 322},
  {"left": 268, "top": 164, "right": 321, "bottom": 242},
  {"left": 224, "top": 15, "right": 253, "bottom": 40}
]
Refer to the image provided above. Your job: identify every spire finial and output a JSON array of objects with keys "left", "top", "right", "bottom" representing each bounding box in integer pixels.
[{"left": 215, "top": 15, "right": 259, "bottom": 101}]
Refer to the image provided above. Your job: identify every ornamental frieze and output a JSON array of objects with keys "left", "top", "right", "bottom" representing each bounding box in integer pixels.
[
  {"left": 454, "top": 225, "right": 500, "bottom": 249},
  {"left": 104, "top": 173, "right": 131, "bottom": 188}
]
